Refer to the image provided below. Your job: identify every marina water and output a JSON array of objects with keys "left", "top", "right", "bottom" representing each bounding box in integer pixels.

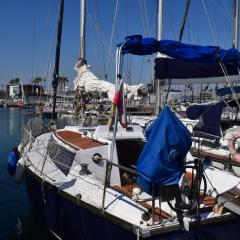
[{"left": 0, "top": 107, "right": 55, "bottom": 240}]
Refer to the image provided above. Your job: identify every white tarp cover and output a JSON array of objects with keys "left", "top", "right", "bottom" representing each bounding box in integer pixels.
[{"left": 74, "top": 63, "right": 143, "bottom": 101}]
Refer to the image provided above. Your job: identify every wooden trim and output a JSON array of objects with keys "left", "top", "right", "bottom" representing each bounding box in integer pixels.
[
  {"left": 112, "top": 185, "right": 172, "bottom": 221},
  {"left": 55, "top": 130, "right": 107, "bottom": 150}
]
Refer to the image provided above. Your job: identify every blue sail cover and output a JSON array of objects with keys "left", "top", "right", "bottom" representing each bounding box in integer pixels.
[
  {"left": 120, "top": 35, "right": 240, "bottom": 63},
  {"left": 136, "top": 107, "right": 192, "bottom": 195}
]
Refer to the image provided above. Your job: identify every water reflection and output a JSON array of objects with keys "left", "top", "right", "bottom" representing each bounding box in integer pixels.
[
  {"left": 8, "top": 209, "right": 55, "bottom": 240},
  {"left": 0, "top": 108, "right": 55, "bottom": 240}
]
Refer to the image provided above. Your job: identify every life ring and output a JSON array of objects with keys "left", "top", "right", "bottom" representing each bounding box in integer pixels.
[{"left": 228, "top": 133, "right": 240, "bottom": 162}]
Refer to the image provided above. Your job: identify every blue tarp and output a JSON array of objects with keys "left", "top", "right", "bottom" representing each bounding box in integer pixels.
[
  {"left": 136, "top": 107, "right": 192, "bottom": 195},
  {"left": 120, "top": 35, "right": 240, "bottom": 63}
]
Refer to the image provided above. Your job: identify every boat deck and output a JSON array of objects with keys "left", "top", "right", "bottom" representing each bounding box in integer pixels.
[
  {"left": 56, "top": 130, "right": 106, "bottom": 150},
  {"left": 190, "top": 147, "right": 240, "bottom": 167},
  {"left": 113, "top": 182, "right": 216, "bottom": 219},
  {"left": 218, "top": 185, "right": 240, "bottom": 215}
]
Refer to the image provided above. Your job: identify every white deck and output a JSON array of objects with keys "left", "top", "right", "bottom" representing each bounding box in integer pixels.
[{"left": 22, "top": 125, "right": 240, "bottom": 237}]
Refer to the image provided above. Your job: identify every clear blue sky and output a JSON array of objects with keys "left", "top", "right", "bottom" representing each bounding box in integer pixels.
[{"left": 0, "top": 0, "right": 235, "bottom": 88}]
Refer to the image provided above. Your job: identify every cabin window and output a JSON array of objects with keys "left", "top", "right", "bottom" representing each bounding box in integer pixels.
[
  {"left": 48, "top": 137, "right": 76, "bottom": 175},
  {"left": 116, "top": 139, "right": 144, "bottom": 186}
]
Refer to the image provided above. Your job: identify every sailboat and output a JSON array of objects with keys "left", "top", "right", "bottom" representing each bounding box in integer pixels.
[
  {"left": 14, "top": 0, "right": 240, "bottom": 239},
  {"left": 19, "top": 35, "right": 240, "bottom": 239}
]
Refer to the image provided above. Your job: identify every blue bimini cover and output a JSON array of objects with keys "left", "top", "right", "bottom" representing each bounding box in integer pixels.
[{"left": 136, "top": 107, "right": 192, "bottom": 195}]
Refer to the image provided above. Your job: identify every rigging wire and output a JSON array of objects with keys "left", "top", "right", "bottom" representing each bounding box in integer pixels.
[
  {"left": 43, "top": 0, "right": 56, "bottom": 96},
  {"left": 201, "top": 0, "right": 240, "bottom": 111},
  {"left": 89, "top": 17, "right": 100, "bottom": 76},
  {"left": 31, "top": 0, "right": 37, "bottom": 83},
  {"left": 138, "top": 57, "right": 146, "bottom": 84},
  {"left": 87, "top": 8, "right": 119, "bottom": 77},
  {"left": 139, "top": 0, "right": 147, "bottom": 36},
  {"left": 143, "top": 0, "right": 150, "bottom": 37},
  {"left": 90, "top": 0, "right": 107, "bottom": 77},
  {"left": 168, "top": 6, "right": 178, "bottom": 40},
  {"left": 208, "top": 0, "right": 232, "bottom": 45},
  {"left": 201, "top": 0, "right": 219, "bottom": 46},
  {"left": 201, "top": 0, "right": 240, "bottom": 107},
  {"left": 44, "top": 12, "right": 58, "bottom": 95},
  {"left": 105, "top": 0, "right": 120, "bottom": 81}
]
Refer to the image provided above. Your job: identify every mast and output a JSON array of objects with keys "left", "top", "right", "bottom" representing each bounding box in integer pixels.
[
  {"left": 233, "top": 0, "right": 239, "bottom": 49},
  {"left": 155, "top": 0, "right": 164, "bottom": 114},
  {"left": 52, "top": 0, "right": 64, "bottom": 119},
  {"left": 80, "top": 0, "right": 86, "bottom": 60},
  {"left": 156, "top": 0, "right": 163, "bottom": 57},
  {"left": 179, "top": 0, "right": 191, "bottom": 42}
]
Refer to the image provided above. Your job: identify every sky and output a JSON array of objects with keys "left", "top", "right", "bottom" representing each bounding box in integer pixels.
[{"left": 0, "top": 0, "right": 236, "bottom": 89}]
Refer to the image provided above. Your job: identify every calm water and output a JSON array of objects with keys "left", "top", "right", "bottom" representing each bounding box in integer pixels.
[{"left": 0, "top": 107, "right": 55, "bottom": 240}]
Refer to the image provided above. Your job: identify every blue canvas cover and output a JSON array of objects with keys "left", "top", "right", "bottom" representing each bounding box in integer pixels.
[
  {"left": 186, "top": 104, "right": 211, "bottom": 120},
  {"left": 120, "top": 35, "right": 240, "bottom": 63},
  {"left": 216, "top": 86, "right": 240, "bottom": 96},
  {"left": 155, "top": 58, "right": 238, "bottom": 79},
  {"left": 136, "top": 107, "right": 192, "bottom": 195},
  {"left": 193, "top": 101, "right": 226, "bottom": 138}
]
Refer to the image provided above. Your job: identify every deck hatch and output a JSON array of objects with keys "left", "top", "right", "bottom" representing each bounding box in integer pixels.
[{"left": 48, "top": 136, "right": 76, "bottom": 175}]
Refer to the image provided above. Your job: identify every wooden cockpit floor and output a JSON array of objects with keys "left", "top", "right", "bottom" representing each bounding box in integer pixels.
[
  {"left": 112, "top": 184, "right": 171, "bottom": 221},
  {"left": 113, "top": 182, "right": 216, "bottom": 220},
  {"left": 56, "top": 130, "right": 106, "bottom": 150}
]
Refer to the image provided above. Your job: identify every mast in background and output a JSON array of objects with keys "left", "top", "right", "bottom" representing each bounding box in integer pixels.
[
  {"left": 164, "top": 0, "right": 191, "bottom": 105},
  {"left": 80, "top": 0, "right": 86, "bottom": 60},
  {"left": 52, "top": 0, "right": 64, "bottom": 119},
  {"left": 156, "top": 0, "right": 163, "bottom": 57},
  {"left": 155, "top": 0, "right": 164, "bottom": 114},
  {"left": 233, "top": 0, "right": 239, "bottom": 49}
]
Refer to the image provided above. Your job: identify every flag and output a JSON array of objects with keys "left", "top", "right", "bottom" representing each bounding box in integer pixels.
[{"left": 107, "top": 79, "right": 127, "bottom": 128}]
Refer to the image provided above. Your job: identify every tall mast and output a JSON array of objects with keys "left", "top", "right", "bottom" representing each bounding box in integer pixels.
[
  {"left": 156, "top": 0, "right": 163, "bottom": 56},
  {"left": 233, "top": 0, "right": 239, "bottom": 49},
  {"left": 80, "top": 0, "right": 86, "bottom": 60},
  {"left": 155, "top": 0, "right": 164, "bottom": 115},
  {"left": 52, "top": 0, "right": 64, "bottom": 119}
]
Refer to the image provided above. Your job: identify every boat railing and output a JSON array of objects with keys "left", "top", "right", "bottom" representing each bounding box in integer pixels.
[{"left": 21, "top": 118, "right": 50, "bottom": 151}]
